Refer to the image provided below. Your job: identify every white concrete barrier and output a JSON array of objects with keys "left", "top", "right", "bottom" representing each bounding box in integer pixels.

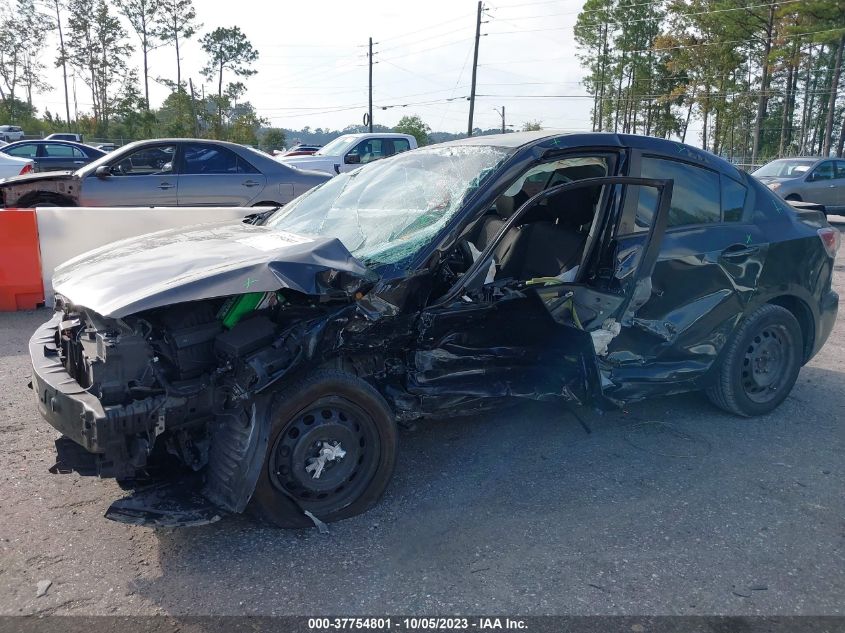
[{"left": 36, "top": 206, "right": 267, "bottom": 305}]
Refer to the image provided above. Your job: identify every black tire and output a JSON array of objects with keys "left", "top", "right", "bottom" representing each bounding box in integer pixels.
[
  {"left": 706, "top": 304, "right": 802, "bottom": 417},
  {"left": 784, "top": 194, "right": 802, "bottom": 202},
  {"left": 250, "top": 368, "right": 397, "bottom": 528}
]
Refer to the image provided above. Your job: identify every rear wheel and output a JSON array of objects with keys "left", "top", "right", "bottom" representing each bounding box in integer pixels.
[
  {"left": 706, "top": 304, "right": 802, "bottom": 417},
  {"left": 250, "top": 369, "right": 397, "bottom": 528}
]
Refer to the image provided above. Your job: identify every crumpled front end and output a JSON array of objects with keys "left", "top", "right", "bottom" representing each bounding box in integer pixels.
[
  {"left": 30, "top": 244, "right": 383, "bottom": 527},
  {"left": 30, "top": 310, "right": 163, "bottom": 478}
]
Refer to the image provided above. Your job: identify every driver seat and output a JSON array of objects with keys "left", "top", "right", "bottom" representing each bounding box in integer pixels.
[
  {"left": 497, "top": 186, "right": 599, "bottom": 280},
  {"left": 471, "top": 190, "right": 528, "bottom": 255}
]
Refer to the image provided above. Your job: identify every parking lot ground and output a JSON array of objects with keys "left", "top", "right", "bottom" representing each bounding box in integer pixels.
[{"left": 0, "top": 222, "right": 843, "bottom": 616}]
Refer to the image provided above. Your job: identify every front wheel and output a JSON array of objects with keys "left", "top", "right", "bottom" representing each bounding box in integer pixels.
[
  {"left": 706, "top": 304, "right": 802, "bottom": 417},
  {"left": 250, "top": 369, "right": 397, "bottom": 528}
]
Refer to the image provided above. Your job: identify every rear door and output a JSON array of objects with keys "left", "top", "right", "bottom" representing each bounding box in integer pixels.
[
  {"left": 177, "top": 143, "right": 266, "bottom": 206},
  {"left": 606, "top": 153, "right": 765, "bottom": 397},
  {"left": 40, "top": 143, "right": 88, "bottom": 171},
  {"left": 410, "top": 177, "right": 672, "bottom": 410}
]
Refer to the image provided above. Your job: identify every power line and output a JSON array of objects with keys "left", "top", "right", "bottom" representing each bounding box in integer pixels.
[
  {"left": 376, "top": 11, "right": 477, "bottom": 44},
  {"left": 376, "top": 36, "right": 478, "bottom": 64}
]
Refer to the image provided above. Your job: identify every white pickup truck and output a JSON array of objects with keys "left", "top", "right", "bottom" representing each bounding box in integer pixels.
[{"left": 276, "top": 132, "right": 417, "bottom": 175}]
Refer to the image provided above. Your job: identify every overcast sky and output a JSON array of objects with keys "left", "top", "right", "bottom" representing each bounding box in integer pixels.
[{"left": 33, "top": 0, "right": 603, "bottom": 134}]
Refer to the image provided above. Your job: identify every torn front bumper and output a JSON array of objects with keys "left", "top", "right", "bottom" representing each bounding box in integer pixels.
[{"left": 29, "top": 313, "right": 160, "bottom": 478}]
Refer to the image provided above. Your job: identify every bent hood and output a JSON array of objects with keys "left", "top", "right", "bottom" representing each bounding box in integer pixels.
[
  {"left": 0, "top": 170, "right": 75, "bottom": 186},
  {"left": 52, "top": 222, "right": 374, "bottom": 317}
]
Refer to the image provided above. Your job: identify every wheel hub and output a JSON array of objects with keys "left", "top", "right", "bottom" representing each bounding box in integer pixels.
[
  {"left": 289, "top": 423, "right": 358, "bottom": 492},
  {"left": 305, "top": 440, "right": 347, "bottom": 480},
  {"left": 268, "top": 402, "right": 374, "bottom": 506},
  {"left": 742, "top": 325, "right": 789, "bottom": 402},
  {"left": 748, "top": 334, "right": 782, "bottom": 388}
]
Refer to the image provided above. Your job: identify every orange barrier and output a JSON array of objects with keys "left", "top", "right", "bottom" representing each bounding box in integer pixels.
[{"left": 0, "top": 209, "right": 44, "bottom": 311}]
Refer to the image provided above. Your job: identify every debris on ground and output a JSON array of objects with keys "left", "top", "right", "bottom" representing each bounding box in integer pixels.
[{"left": 35, "top": 580, "right": 52, "bottom": 598}]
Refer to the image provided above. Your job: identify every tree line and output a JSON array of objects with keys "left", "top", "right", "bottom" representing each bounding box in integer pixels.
[
  {"left": 574, "top": 0, "right": 845, "bottom": 164},
  {"left": 0, "top": 0, "right": 266, "bottom": 144}
]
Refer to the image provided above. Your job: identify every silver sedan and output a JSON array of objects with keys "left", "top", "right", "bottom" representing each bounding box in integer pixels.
[
  {"left": 0, "top": 138, "right": 330, "bottom": 208},
  {"left": 753, "top": 157, "right": 845, "bottom": 215}
]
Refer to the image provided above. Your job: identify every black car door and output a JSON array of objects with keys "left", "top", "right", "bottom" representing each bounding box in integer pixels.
[
  {"left": 41, "top": 143, "right": 88, "bottom": 171},
  {"left": 605, "top": 152, "right": 766, "bottom": 399},
  {"left": 408, "top": 177, "right": 672, "bottom": 413}
]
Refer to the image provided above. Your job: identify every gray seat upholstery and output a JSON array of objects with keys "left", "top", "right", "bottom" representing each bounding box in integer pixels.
[
  {"left": 470, "top": 190, "right": 528, "bottom": 259},
  {"left": 497, "top": 186, "right": 599, "bottom": 280}
]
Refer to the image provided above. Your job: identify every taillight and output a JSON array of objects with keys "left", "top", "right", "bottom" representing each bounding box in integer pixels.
[
  {"left": 817, "top": 227, "right": 841, "bottom": 258},
  {"left": 19, "top": 163, "right": 33, "bottom": 175}
]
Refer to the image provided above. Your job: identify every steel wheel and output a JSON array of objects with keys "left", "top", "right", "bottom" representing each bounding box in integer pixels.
[
  {"left": 267, "top": 397, "right": 380, "bottom": 515},
  {"left": 706, "top": 304, "right": 802, "bottom": 417},
  {"left": 741, "top": 324, "right": 791, "bottom": 403}
]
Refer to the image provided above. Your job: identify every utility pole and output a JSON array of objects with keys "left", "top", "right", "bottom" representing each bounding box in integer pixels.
[
  {"left": 53, "top": 0, "right": 71, "bottom": 129},
  {"left": 494, "top": 106, "right": 505, "bottom": 133},
  {"left": 467, "top": 1, "right": 482, "bottom": 137},
  {"left": 368, "top": 37, "right": 374, "bottom": 133}
]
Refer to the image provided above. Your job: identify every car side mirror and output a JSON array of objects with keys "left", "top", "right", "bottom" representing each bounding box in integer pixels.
[
  {"left": 345, "top": 154, "right": 361, "bottom": 165},
  {"left": 95, "top": 165, "right": 111, "bottom": 178}
]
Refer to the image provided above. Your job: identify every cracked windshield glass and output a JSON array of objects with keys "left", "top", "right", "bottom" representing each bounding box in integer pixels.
[{"left": 266, "top": 146, "right": 511, "bottom": 265}]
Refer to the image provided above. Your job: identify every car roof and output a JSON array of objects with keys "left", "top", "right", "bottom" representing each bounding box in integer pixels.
[
  {"left": 435, "top": 130, "right": 745, "bottom": 180},
  {"left": 8, "top": 139, "right": 87, "bottom": 146},
  {"left": 335, "top": 133, "right": 415, "bottom": 139}
]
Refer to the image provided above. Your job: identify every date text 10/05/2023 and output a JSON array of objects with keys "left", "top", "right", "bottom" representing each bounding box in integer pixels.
[{"left": 307, "top": 618, "right": 528, "bottom": 630}]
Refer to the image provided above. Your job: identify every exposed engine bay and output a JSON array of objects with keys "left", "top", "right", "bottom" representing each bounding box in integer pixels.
[{"left": 48, "top": 288, "right": 374, "bottom": 506}]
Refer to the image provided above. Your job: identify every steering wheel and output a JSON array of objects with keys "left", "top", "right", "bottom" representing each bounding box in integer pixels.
[
  {"left": 442, "top": 240, "right": 477, "bottom": 280},
  {"left": 457, "top": 240, "right": 476, "bottom": 269}
]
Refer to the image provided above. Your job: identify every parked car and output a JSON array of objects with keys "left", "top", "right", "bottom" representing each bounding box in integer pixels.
[
  {"left": 1, "top": 140, "right": 105, "bottom": 172},
  {"left": 753, "top": 157, "right": 845, "bottom": 215},
  {"left": 282, "top": 144, "right": 322, "bottom": 157},
  {"left": 277, "top": 132, "right": 417, "bottom": 174},
  {"left": 0, "top": 138, "right": 330, "bottom": 207},
  {"left": 29, "top": 132, "right": 838, "bottom": 529},
  {"left": 0, "top": 125, "right": 24, "bottom": 142},
  {"left": 45, "top": 132, "right": 84, "bottom": 143},
  {"left": 94, "top": 143, "right": 117, "bottom": 152},
  {"left": 0, "top": 152, "right": 34, "bottom": 179}
]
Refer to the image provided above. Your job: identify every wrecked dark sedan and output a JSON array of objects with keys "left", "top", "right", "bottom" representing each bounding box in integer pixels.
[{"left": 29, "top": 131, "right": 839, "bottom": 529}]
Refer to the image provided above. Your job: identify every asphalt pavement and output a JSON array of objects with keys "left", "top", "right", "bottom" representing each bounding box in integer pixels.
[{"left": 0, "top": 222, "right": 842, "bottom": 616}]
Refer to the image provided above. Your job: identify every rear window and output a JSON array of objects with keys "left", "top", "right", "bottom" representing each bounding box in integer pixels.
[
  {"left": 721, "top": 176, "right": 747, "bottom": 222},
  {"left": 749, "top": 177, "right": 793, "bottom": 222},
  {"left": 6, "top": 144, "right": 37, "bottom": 158},
  {"left": 636, "top": 157, "right": 721, "bottom": 228}
]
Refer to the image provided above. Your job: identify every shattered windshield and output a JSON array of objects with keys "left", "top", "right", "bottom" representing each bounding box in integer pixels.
[{"left": 266, "top": 145, "right": 511, "bottom": 265}]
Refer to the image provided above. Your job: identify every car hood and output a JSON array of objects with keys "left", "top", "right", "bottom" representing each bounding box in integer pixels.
[
  {"left": 277, "top": 155, "right": 338, "bottom": 173},
  {"left": 52, "top": 221, "right": 375, "bottom": 318},
  {"left": 754, "top": 175, "right": 795, "bottom": 185},
  {"left": 0, "top": 170, "right": 76, "bottom": 185}
]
